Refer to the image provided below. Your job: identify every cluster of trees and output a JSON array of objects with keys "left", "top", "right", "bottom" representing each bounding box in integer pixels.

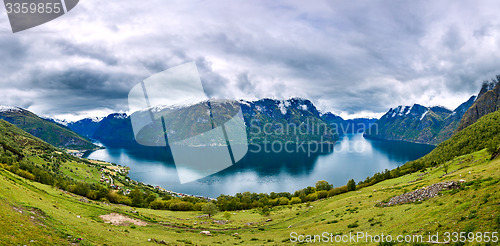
[{"left": 213, "top": 179, "right": 356, "bottom": 211}]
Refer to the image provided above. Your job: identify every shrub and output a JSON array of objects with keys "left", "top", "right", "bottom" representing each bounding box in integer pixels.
[
  {"left": 15, "top": 169, "right": 35, "bottom": 180},
  {"left": 278, "top": 197, "right": 289, "bottom": 205},
  {"left": 223, "top": 211, "right": 232, "bottom": 220},
  {"left": 306, "top": 193, "right": 318, "bottom": 202},
  {"left": 347, "top": 222, "right": 359, "bottom": 228},
  {"left": 169, "top": 201, "right": 193, "bottom": 211},
  {"left": 317, "top": 190, "right": 328, "bottom": 199},
  {"left": 328, "top": 186, "right": 348, "bottom": 197},
  {"left": 261, "top": 206, "right": 270, "bottom": 216},
  {"left": 289, "top": 197, "right": 302, "bottom": 205}
]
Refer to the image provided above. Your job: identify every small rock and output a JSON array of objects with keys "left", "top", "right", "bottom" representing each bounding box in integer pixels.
[
  {"left": 233, "top": 233, "right": 239, "bottom": 236},
  {"left": 76, "top": 215, "right": 81, "bottom": 218},
  {"left": 200, "top": 230, "right": 212, "bottom": 236},
  {"left": 265, "top": 218, "right": 272, "bottom": 222}
]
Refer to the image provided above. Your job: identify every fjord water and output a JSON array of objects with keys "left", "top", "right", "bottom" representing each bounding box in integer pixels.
[{"left": 84, "top": 134, "right": 434, "bottom": 198}]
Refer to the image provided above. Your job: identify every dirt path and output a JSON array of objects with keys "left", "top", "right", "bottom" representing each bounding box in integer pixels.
[{"left": 99, "top": 213, "right": 148, "bottom": 226}]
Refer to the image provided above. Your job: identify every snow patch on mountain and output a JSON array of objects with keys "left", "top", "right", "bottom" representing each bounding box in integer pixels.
[
  {"left": 89, "top": 117, "right": 104, "bottom": 123},
  {"left": 113, "top": 113, "right": 127, "bottom": 119},
  {"left": 51, "top": 118, "right": 69, "bottom": 126},
  {"left": 238, "top": 100, "right": 252, "bottom": 107},
  {"left": 0, "top": 105, "right": 19, "bottom": 112},
  {"left": 278, "top": 101, "right": 287, "bottom": 115},
  {"left": 420, "top": 111, "right": 428, "bottom": 121},
  {"left": 404, "top": 105, "right": 412, "bottom": 115}
]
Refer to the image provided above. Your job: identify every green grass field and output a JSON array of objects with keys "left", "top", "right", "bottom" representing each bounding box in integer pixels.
[{"left": 0, "top": 149, "right": 498, "bottom": 245}]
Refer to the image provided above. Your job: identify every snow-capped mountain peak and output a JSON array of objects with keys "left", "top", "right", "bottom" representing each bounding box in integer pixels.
[{"left": 0, "top": 105, "right": 20, "bottom": 113}]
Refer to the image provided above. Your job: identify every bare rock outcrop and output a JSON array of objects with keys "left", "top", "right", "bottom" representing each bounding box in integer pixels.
[{"left": 380, "top": 181, "right": 460, "bottom": 206}]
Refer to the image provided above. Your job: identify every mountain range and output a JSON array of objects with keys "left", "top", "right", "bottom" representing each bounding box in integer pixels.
[
  {"left": 66, "top": 98, "right": 376, "bottom": 147},
  {"left": 364, "top": 96, "right": 476, "bottom": 145}
]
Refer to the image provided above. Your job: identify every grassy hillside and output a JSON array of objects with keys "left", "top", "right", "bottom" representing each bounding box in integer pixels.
[
  {"left": 0, "top": 148, "right": 498, "bottom": 245},
  {"left": 0, "top": 108, "right": 97, "bottom": 150}
]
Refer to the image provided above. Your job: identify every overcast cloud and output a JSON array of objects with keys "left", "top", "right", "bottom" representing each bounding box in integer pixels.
[{"left": 1, "top": 0, "right": 500, "bottom": 120}]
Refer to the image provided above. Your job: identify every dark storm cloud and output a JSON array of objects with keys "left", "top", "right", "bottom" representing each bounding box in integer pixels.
[
  {"left": 25, "top": 68, "right": 144, "bottom": 114},
  {"left": 53, "top": 40, "right": 120, "bottom": 66},
  {"left": 1, "top": 0, "right": 500, "bottom": 120}
]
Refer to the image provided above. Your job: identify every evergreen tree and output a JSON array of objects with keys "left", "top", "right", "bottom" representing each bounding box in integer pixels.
[{"left": 347, "top": 179, "right": 356, "bottom": 191}]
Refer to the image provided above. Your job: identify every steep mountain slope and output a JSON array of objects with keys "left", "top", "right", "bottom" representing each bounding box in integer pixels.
[
  {"left": 0, "top": 106, "right": 97, "bottom": 150},
  {"left": 429, "top": 95, "right": 476, "bottom": 144},
  {"left": 67, "top": 117, "right": 103, "bottom": 139},
  {"left": 364, "top": 95, "right": 476, "bottom": 145},
  {"left": 92, "top": 113, "right": 135, "bottom": 145},
  {"left": 320, "top": 113, "right": 377, "bottom": 134},
  {"left": 456, "top": 80, "right": 500, "bottom": 132},
  {"left": 0, "top": 119, "right": 56, "bottom": 157}
]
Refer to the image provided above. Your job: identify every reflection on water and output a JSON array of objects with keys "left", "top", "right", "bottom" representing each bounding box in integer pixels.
[{"left": 83, "top": 134, "right": 434, "bottom": 197}]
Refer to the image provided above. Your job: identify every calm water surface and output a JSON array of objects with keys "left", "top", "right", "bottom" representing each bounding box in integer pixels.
[{"left": 84, "top": 134, "right": 435, "bottom": 197}]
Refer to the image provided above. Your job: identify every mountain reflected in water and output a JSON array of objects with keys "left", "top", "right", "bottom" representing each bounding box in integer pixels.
[{"left": 84, "top": 134, "right": 435, "bottom": 197}]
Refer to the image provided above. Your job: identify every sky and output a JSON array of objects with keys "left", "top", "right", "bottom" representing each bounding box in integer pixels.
[{"left": 1, "top": 0, "right": 500, "bottom": 120}]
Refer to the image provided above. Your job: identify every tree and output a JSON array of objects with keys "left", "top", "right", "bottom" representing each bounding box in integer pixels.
[
  {"left": 315, "top": 180, "right": 333, "bottom": 191},
  {"left": 347, "top": 179, "right": 356, "bottom": 191},
  {"left": 261, "top": 206, "right": 270, "bottom": 216},
  {"left": 129, "top": 188, "right": 145, "bottom": 207},
  {"left": 202, "top": 203, "right": 218, "bottom": 218},
  {"left": 223, "top": 211, "right": 232, "bottom": 220},
  {"left": 442, "top": 162, "right": 449, "bottom": 174}
]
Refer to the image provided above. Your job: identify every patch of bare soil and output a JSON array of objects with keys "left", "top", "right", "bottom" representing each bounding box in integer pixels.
[{"left": 99, "top": 213, "right": 147, "bottom": 226}]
